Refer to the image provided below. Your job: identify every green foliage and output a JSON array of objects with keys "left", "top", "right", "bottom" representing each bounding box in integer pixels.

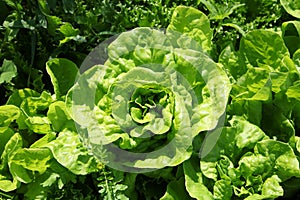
[
  {"left": 1, "top": 1, "right": 300, "bottom": 199},
  {"left": 0, "top": 60, "right": 17, "bottom": 85}
]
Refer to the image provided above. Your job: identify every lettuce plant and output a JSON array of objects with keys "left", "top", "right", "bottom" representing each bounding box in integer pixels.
[{"left": 66, "top": 6, "right": 231, "bottom": 172}]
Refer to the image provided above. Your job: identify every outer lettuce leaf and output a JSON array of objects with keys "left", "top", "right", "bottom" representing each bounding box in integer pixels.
[
  {"left": 0, "top": 127, "right": 14, "bottom": 156},
  {"left": 244, "top": 175, "right": 283, "bottom": 200},
  {"left": 0, "top": 129, "right": 81, "bottom": 198},
  {"left": 0, "top": 59, "right": 17, "bottom": 84},
  {"left": 160, "top": 177, "right": 191, "bottom": 200},
  {"left": 47, "top": 101, "right": 75, "bottom": 132},
  {"left": 0, "top": 176, "right": 19, "bottom": 193},
  {"left": 6, "top": 88, "right": 40, "bottom": 107},
  {"left": 167, "top": 6, "right": 212, "bottom": 53},
  {"left": 213, "top": 179, "right": 232, "bottom": 200},
  {"left": 0, "top": 105, "right": 20, "bottom": 127},
  {"left": 30, "top": 132, "right": 57, "bottom": 148},
  {"left": 22, "top": 158, "right": 77, "bottom": 200},
  {"left": 0, "top": 133, "right": 23, "bottom": 192},
  {"left": 280, "top": 0, "right": 300, "bottom": 18},
  {"left": 20, "top": 91, "right": 53, "bottom": 117},
  {"left": 24, "top": 116, "right": 52, "bottom": 134},
  {"left": 173, "top": 49, "right": 231, "bottom": 134},
  {"left": 107, "top": 27, "right": 173, "bottom": 69},
  {"left": 286, "top": 80, "right": 300, "bottom": 101},
  {"left": 183, "top": 157, "right": 213, "bottom": 200},
  {"left": 46, "top": 58, "right": 79, "bottom": 99},
  {"left": 200, "top": 116, "right": 266, "bottom": 167},
  {"left": 254, "top": 139, "right": 300, "bottom": 181},
  {"left": 282, "top": 21, "right": 300, "bottom": 55},
  {"left": 9, "top": 148, "right": 52, "bottom": 183},
  {"left": 218, "top": 44, "right": 247, "bottom": 81},
  {"left": 261, "top": 103, "right": 295, "bottom": 142},
  {"left": 46, "top": 129, "right": 99, "bottom": 175},
  {"left": 293, "top": 49, "right": 300, "bottom": 72},
  {"left": 227, "top": 31, "right": 300, "bottom": 127},
  {"left": 19, "top": 91, "right": 54, "bottom": 134},
  {"left": 235, "top": 139, "right": 300, "bottom": 199},
  {"left": 296, "top": 136, "right": 300, "bottom": 154},
  {"left": 240, "top": 29, "right": 290, "bottom": 69}
]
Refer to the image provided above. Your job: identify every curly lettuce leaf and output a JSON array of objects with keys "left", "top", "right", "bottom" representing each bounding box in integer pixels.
[
  {"left": 240, "top": 30, "right": 290, "bottom": 69},
  {"left": 20, "top": 91, "right": 53, "bottom": 117},
  {"left": 0, "top": 133, "right": 23, "bottom": 192},
  {"left": 9, "top": 148, "right": 52, "bottom": 183},
  {"left": 218, "top": 44, "right": 247, "bottom": 81},
  {"left": 213, "top": 179, "right": 232, "bottom": 200},
  {"left": 107, "top": 27, "right": 173, "bottom": 70},
  {"left": 167, "top": 6, "right": 212, "bottom": 53},
  {"left": 244, "top": 175, "right": 283, "bottom": 200},
  {"left": 6, "top": 88, "right": 40, "bottom": 107},
  {"left": 200, "top": 116, "right": 266, "bottom": 167},
  {"left": 46, "top": 129, "right": 99, "bottom": 175},
  {"left": 254, "top": 139, "right": 300, "bottom": 181},
  {"left": 0, "top": 105, "right": 20, "bottom": 127},
  {"left": 0, "top": 127, "right": 14, "bottom": 157}
]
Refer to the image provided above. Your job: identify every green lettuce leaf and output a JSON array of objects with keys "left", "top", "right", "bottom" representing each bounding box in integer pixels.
[
  {"left": 6, "top": 88, "right": 40, "bottom": 107},
  {"left": 9, "top": 148, "right": 52, "bottom": 182},
  {"left": 0, "top": 133, "right": 23, "bottom": 192},
  {"left": 200, "top": 116, "right": 266, "bottom": 167},
  {"left": 183, "top": 157, "right": 213, "bottom": 200},
  {"left": 280, "top": 0, "right": 300, "bottom": 18},
  {"left": 160, "top": 177, "right": 191, "bottom": 200},
  {"left": 296, "top": 136, "right": 300, "bottom": 154},
  {"left": 254, "top": 139, "right": 300, "bottom": 181},
  {"left": 0, "top": 105, "right": 20, "bottom": 127},
  {"left": 20, "top": 91, "right": 53, "bottom": 117},
  {"left": 46, "top": 58, "right": 79, "bottom": 99},
  {"left": 218, "top": 44, "right": 247, "bottom": 81},
  {"left": 47, "top": 101, "right": 75, "bottom": 132},
  {"left": 167, "top": 6, "right": 212, "bottom": 53},
  {"left": 213, "top": 179, "right": 232, "bottom": 200},
  {"left": 261, "top": 103, "right": 295, "bottom": 142},
  {"left": 282, "top": 21, "right": 300, "bottom": 55},
  {"left": 244, "top": 175, "right": 283, "bottom": 200},
  {"left": 0, "top": 127, "right": 14, "bottom": 156},
  {"left": 240, "top": 29, "right": 289, "bottom": 69},
  {"left": 46, "top": 129, "right": 99, "bottom": 175},
  {"left": 199, "top": 116, "right": 300, "bottom": 199},
  {"left": 0, "top": 59, "right": 17, "bottom": 84}
]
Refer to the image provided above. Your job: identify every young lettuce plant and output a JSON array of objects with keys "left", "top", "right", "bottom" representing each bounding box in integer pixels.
[{"left": 66, "top": 6, "right": 231, "bottom": 173}]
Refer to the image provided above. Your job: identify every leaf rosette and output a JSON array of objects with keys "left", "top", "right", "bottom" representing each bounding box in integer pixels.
[{"left": 66, "top": 6, "right": 231, "bottom": 172}]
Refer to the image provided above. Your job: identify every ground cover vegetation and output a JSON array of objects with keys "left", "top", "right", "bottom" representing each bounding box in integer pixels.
[{"left": 1, "top": 0, "right": 300, "bottom": 199}]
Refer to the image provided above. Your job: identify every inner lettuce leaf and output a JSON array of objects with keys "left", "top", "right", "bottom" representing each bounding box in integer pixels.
[{"left": 66, "top": 7, "right": 230, "bottom": 172}]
